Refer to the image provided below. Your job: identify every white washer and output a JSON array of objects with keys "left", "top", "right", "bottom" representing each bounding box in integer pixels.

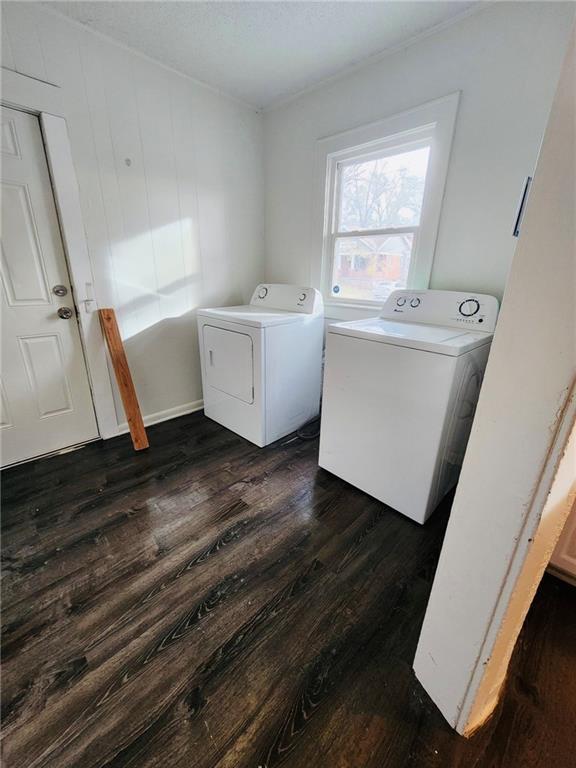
[
  {"left": 198, "top": 284, "right": 324, "bottom": 447},
  {"left": 319, "top": 289, "right": 499, "bottom": 524}
]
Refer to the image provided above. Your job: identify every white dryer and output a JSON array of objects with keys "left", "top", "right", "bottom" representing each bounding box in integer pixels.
[
  {"left": 318, "top": 289, "right": 499, "bottom": 524},
  {"left": 198, "top": 284, "right": 324, "bottom": 447}
]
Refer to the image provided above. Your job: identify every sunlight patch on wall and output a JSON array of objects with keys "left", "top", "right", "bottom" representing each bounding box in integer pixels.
[{"left": 110, "top": 218, "right": 202, "bottom": 339}]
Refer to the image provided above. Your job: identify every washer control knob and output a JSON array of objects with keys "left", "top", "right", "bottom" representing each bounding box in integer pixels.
[
  {"left": 410, "top": 297, "right": 421, "bottom": 308},
  {"left": 396, "top": 296, "right": 406, "bottom": 307},
  {"left": 258, "top": 286, "right": 268, "bottom": 299},
  {"left": 459, "top": 298, "right": 480, "bottom": 317},
  {"left": 299, "top": 292, "right": 307, "bottom": 302}
]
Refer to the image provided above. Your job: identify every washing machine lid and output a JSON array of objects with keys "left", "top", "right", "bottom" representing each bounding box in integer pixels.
[
  {"left": 328, "top": 317, "right": 493, "bottom": 356},
  {"left": 198, "top": 305, "right": 307, "bottom": 328}
]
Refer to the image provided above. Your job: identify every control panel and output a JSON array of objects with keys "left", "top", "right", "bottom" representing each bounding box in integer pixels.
[
  {"left": 380, "top": 289, "right": 499, "bottom": 332},
  {"left": 249, "top": 284, "right": 324, "bottom": 315}
]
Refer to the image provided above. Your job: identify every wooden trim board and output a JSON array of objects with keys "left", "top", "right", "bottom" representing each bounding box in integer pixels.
[{"left": 98, "top": 309, "right": 148, "bottom": 451}]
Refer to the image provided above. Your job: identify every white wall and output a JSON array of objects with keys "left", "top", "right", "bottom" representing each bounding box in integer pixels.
[
  {"left": 1, "top": 2, "right": 264, "bottom": 427},
  {"left": 263, "top": 2, "right": 575, "bottom": 316},
  {"left": 414, "top": 30, "right": 575, "bottom": 735},
  {"left": 2, "top": 2, "right": 573, "bottom": 432}
]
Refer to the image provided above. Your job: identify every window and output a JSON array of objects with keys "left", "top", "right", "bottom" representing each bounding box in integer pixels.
[
  {"left": 316, "top": 94, "right": 459, "bottom": 308},
  {"left": 331, "top": 143, "right": 430, "bottom": 303}
]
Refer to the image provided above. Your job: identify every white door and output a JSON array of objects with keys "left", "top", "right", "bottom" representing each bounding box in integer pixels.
[
  {"left": 550, "top": 508, "right": 576, "bottom": 583},
  {"left": 1, "top": 106, "right": 98, "bottom": 467},
  {"left": 548, "top": 423, "right": 576, "bottom": 583},
  {"left": 202, "top": 325, "right": 254, "bottom": 403}
]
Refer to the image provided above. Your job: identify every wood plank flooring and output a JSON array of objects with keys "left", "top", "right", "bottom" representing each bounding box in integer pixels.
[{"left": 1, "top": 411, "right": 575, "bottom": 768}]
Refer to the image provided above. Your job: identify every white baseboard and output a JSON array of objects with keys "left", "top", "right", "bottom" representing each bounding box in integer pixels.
[
  {"left": 547, "top": 565, "right": 576, "bottom": 588},
  {"left": 116, "top": 399, "right": 204, "bottom": 436}
]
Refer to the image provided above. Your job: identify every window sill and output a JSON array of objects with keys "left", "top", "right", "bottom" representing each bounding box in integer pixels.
[{"left": 323, "top": 299, "right": 383, "bottom": 322}]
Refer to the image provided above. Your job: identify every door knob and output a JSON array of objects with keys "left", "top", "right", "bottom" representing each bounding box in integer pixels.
[{"left": 57, "top": 307, "right": 74, "bottom": 320}]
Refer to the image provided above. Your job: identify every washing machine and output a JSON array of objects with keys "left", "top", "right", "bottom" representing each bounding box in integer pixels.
[
  {"left": 318, "top": 289, "right": 499, "bottom": 524},
  {"left": 198, "top": 284, "right": 324, "bottom": 447}
]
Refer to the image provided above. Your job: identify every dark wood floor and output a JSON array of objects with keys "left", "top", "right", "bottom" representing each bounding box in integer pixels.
[{"left": 1, "top": 412, "right": 575, "bottom": 768}]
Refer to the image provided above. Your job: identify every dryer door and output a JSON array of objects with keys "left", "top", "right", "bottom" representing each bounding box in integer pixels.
[{"left": 203, "top": 325, "right": 254, "bottom": 404}]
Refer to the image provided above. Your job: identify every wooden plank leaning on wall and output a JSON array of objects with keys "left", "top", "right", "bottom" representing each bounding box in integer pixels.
[{"left": 98, "top": 308, "right": 149, "bottom": 451}]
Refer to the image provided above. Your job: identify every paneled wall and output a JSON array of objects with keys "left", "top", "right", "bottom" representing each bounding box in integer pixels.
[{"left": 1, "top": 2, "right": 264, "bottom": 427}]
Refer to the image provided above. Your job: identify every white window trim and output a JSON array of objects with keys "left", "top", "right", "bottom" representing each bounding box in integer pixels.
[{"left": 313, "top": 93, "right": 460, "bottom": 316}]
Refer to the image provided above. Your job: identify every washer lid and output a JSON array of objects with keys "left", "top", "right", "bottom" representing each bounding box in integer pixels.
[
  {"left": 327, "top": 317, "right": 493, "bottom": 356},
  {"left": 197, "top": 305, "right": 307, "bottom": 328}
]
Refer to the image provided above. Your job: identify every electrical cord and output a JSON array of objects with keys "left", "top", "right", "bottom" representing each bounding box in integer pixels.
[
  {"left": 296, "top": 415, "right": 321, "bottom": 440},
  {"left": 296, "top": 350, "right": 325, "bottom": 440}
]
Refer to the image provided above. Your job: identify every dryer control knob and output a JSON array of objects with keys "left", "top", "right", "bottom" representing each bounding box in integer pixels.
[
  {"left": 410, "top": 297, "right": 421, "bottom": 308},
  {"left": 299, "top": 292, "right": 307, "bottom": 302},
  {"left": 258, "top": 287, "right": 268, "bottom": 299},
  {"left": 459, "top": 298, "right": 480, "bottom": 316},
  {"left": 396, "top": 297, "right": 406, "bottom": 307}
]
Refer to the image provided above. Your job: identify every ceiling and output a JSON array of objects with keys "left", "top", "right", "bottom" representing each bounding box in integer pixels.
[{"left": 45, "top": 1, "right": 480, "bottom": 109}]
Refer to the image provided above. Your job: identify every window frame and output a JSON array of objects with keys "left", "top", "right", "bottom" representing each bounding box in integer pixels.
[
  {"left": 329, "top": 136, "right": 431, "bottom": 303},
  {"left": 314, "top": 93, "right": 460, "bottom": 313}
]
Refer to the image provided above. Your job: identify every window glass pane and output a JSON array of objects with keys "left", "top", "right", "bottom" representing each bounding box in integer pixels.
[
  {"left": 331, "top": 233, "right": 414, "bottom": 302},
  {"left": 338, "top": 146, "right": 430, "bottom": 232}
]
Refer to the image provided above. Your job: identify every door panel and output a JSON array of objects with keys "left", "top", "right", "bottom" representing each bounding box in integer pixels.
[
  {"left": 19, "top": 335, "right": 73, "bottom": 418},
  {"left": 203, "top": 325, "right": 254, "bottom": 404},
  {"left": 0, "top": 106, "right": 98, "bottom": 467},
  {"left": 1, "top": 181, "right": 51, "bottom": 305},
  {"left": 0, "top": 381, "right": 12, "bottom": 428},
  {"left": 1, "top": 117, "right": 21, "bottom": 157}
]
